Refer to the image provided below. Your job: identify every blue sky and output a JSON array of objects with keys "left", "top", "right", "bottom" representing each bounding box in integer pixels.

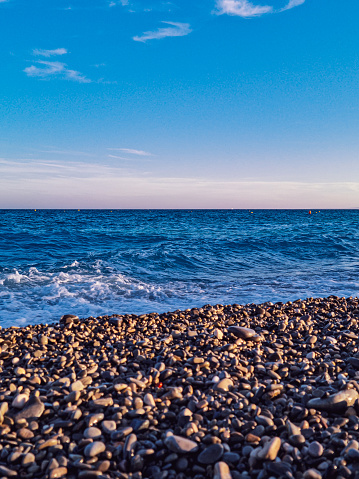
[{"left": 1, "top": 0, "right": 359, "bottom": 208}]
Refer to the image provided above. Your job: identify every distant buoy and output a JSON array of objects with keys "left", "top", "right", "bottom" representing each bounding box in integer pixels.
[
  {"left": 309, "top": 211, "right": 311, "bottom": 214},
  {"left": 34, "top": 209, "right": 36, "bottom": 211}
]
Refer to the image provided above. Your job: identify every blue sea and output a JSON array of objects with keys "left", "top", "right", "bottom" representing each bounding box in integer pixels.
[{"left": 0, "top": 209, "right": 359, "bottom": 328}]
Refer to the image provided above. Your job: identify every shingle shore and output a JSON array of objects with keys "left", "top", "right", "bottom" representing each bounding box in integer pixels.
[{"left": 1, "top": 296, "right": 359, "bottom": 479}]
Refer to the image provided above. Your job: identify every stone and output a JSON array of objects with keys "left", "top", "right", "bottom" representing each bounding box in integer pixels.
[
  {"left": 215, "top": 378, "right": 233, "bottom": 393},
  {"left": 0, "top": 465, "right": 18, "bottom": 477},
  {"left": 49, "top": 467, "right": 68, "bottom": 479},
  {"left": 303, "top": 469, "right": 322, "bottom": 479},
  {"left": 228, "top": 326, "right": 258, "bottom": 340},
  {"left": 198, "top": 444, "right": 224, "bottom": 464},
  {"left": 17, "top": 427, "right": 34, "bottom": 440},
  {"left": 101, "top": 420, "right": 116, "bottom": 434},
  {"left": 164, "top": 435, "right": 199, "bottom": 454},
  {"left": 144, "top": 393, "right": 156, "bottom": 407},
  {"left": 257, "top": 437, "right": 281, "bottom": 461},
  {"left": 84, "top": 441, "right": 106, "bottom": 458},
  {"left": 15, "top": 396, "right": 44, "bottom": 420},
  {"left": 307, "top": 389, "right": 359, "bottom": 413},
  {"left": 70, "top": 380, "right": 85, "bottom": 392},
  {"left": 12, "top": 393, "right": 29, "bottom": 409},
  {"left": 214, "top": 461, "right": 232, "bottom": 479},
  {"left": 22, "top": 453, "right": 36, "bottom": 467},
  {"left": 84, "top": 427, "right": 102, "bottom": 439},
  {"left": 289, "top": 434, "right": 306, "bottom": 447},
  {"left": 308, "top": 441, "right": 324, "bottom": 458}
]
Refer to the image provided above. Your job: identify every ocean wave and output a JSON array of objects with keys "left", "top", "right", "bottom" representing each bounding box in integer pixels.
[{"left": 1, "top": 210, "right": 359, "bottom": 327}]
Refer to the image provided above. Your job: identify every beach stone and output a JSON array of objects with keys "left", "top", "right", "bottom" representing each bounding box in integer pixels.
[
  {"left": 347, "top": 448, "right": 359, "bottom": 460},
  {"left": 144, "top": 393, "right": 156, "bottom": 407},
  {"left": 308, "top": 441, "right": 324, "bottom": 458},
  {"left": 124, "top": 433, "right": 137, "bottom": 459},
  {"left": 17, "top": 427, "right": 34, "bottom": 440},
  {"left": 70, "top": 380, "right": 85, "bottom": 392},
  {"left": 307, "top": 389, "right": 359, "bottom": 413},
  {"left": 214, "top": 461, "right": 232, "bottom": 479},
  {"left": 0, "top": 465, "right": 17, "bottom": 477},
  {"left": 84, "top": 441, "right": 106, "bottom": 458},
  {"left": 215, "top": 378, "right": 233, "bottom": 392},
  {"left": 228, "top": 326, "right": 257, "bottom": 340},
  {"left": 303, "top": 469, "right": 322, "bottom": 479},
  {"left": 65, "top": 391, "right": 81, "bottom": 403},
  {"left": 84, "top": 427, "right": 102, "bottom": 439},
  {"left": 165, "top": 435, "right": 199, "bottom": 454},
  {"left": 49, "top": 467, "right": 68, "bottom": 479},
  {"left": 14, "top": 395, "right": 44, "bottom": 420},
  {"left": 101, "top": 420, "right": 116, "bottom": 434},
  {"left": 87, "top": 413, "right": 104, "bottom": 426},
  {"left": 213, "top": 329, "right": 223, "bottom": 340},
  {"left": 39, "top": 438, "right": 58, "bottom": 449},
  {"left": 257, "top": 437, "right": 281, "bottom": 461},
  {"left": 22, "top": 452, "right": 35, "bottom": 467},
  {"left": 12, "top": 393, "right": 29, "bottom": 409},
  {"left": 256, "top": 415, "right": 274, "bottom": 427},
  {"left": 198, "top": 444, "right": 224, "bottom": 464},
  {"left": 60, "top": 314, "right": 79, "bottom": 325},
  {"left": 290, "top": 434, "right": 306, "bottom": 447}
]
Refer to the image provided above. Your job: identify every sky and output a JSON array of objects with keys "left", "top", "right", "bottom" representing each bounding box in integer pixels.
[{"left": 1, "top": 0, "right": 359, "bottom": 208}]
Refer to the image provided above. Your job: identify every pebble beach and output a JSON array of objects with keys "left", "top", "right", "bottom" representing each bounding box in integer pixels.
[{"left": 1, "top": 296, "right": 359, "bottom": 479}]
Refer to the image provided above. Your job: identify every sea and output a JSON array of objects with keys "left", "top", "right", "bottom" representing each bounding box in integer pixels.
[{"left": 0, "top": 209, "right": 358, "bottom": 328}]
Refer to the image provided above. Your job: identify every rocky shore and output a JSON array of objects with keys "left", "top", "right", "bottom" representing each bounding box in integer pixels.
[{"left": 1, "top": 296, "right": 359, "bottom": 479}]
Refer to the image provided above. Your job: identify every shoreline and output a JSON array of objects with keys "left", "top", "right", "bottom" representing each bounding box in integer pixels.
[{"left": 1, "top": 296, "right": 359, "bottom": 478}]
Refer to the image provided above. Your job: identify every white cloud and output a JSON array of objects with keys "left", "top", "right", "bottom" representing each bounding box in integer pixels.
[
  {"left": 24, "top": 61, "right": 91, "bottom": 83},
  {"left": 108, "top": 148, "right": 153, "bottom": 156},
  {"left": 133, "top": 21, "right": 191, "bottom": 42},
  {"left": 215, "top": 0, "right": 305, "bottom": 17},
  {"left": 215, "top": 0, "right": 272, "bottom": 17},
  {"left": 280, "top": 0, "right": 305, "bottom": 11},
  {"left": 108, "top": 155, "right": 133, "bottom": 160},
  {"left": 32, "top": 48, "right": 68, "bottom": 57},
  {"left": 109, "top": 0, "right": 128, "bottom": 6}
]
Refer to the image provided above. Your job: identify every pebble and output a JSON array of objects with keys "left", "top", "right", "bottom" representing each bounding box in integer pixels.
[
  {"left": 303, "top": 469, "right": 322, "bottom": 479},
  {"left": 308, "top": 441, "right": 324, "bottom": 458},
  {"left": 198, "top": 444, "right": 224, "bottom": 464},
  {"left": 84, "top": 441, "right": 106, "bottom": 458},
  {"left": 164, "top": 435, "right": 199, "bottom": 453},
  {"left": 307, "top": 389, "right": 359, "bottom": 413},
  {"left": 214, "top": 461, "right": 232, "bottom": 479},
  {"left": 257, "top": 437, "right": 281, "bottom": 461},
  {"left": 12, "top": 393, "right": 29, "bottom": 409},
  {"left": 215, "top": 378, "right": 233, "bottom": 392},
  {"left": 101, "top": 420, "right": 116, "bottom": 434},
  {"left": 84, "top": 427, "right": 102, "bottom": 439},
  {"left": 15, "top": 395, "right": 45, "bottom": 420}
]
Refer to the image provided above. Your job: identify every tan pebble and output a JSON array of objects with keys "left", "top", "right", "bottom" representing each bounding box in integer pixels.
[
  {"left": 214, "top": 461, "right": 232, "bottom": 479},
  {"left": 257, "top": 437, "right": 281, "bottom": 461},
  {"left": 49, "top": 467, "right": 67, "bottom": 478}
]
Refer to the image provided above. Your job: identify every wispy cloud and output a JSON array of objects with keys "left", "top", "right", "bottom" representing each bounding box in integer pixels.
[
  {"left": 24, "top": 61, "right": 91, "bottom": 83},
  {"left": 133, "top": 21, "right": 191, "bottom": 42},
  {"left": 215, "top": 0, "right": 305, "bottom": 17},
  {"left": 32, "top": 48, "right": 68, "bottom": 57},
  {"left": 108, "top": 155, "right": 133, "bottom": 160},
  {"left": 215, "top": 0, "right": 272, "bottom": 17},
  {"left": 280, "top": 0, "right": 305, "bottom": 11},
  {"left": 107, "top": 148, "right": 153, "bottom": 156}
]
